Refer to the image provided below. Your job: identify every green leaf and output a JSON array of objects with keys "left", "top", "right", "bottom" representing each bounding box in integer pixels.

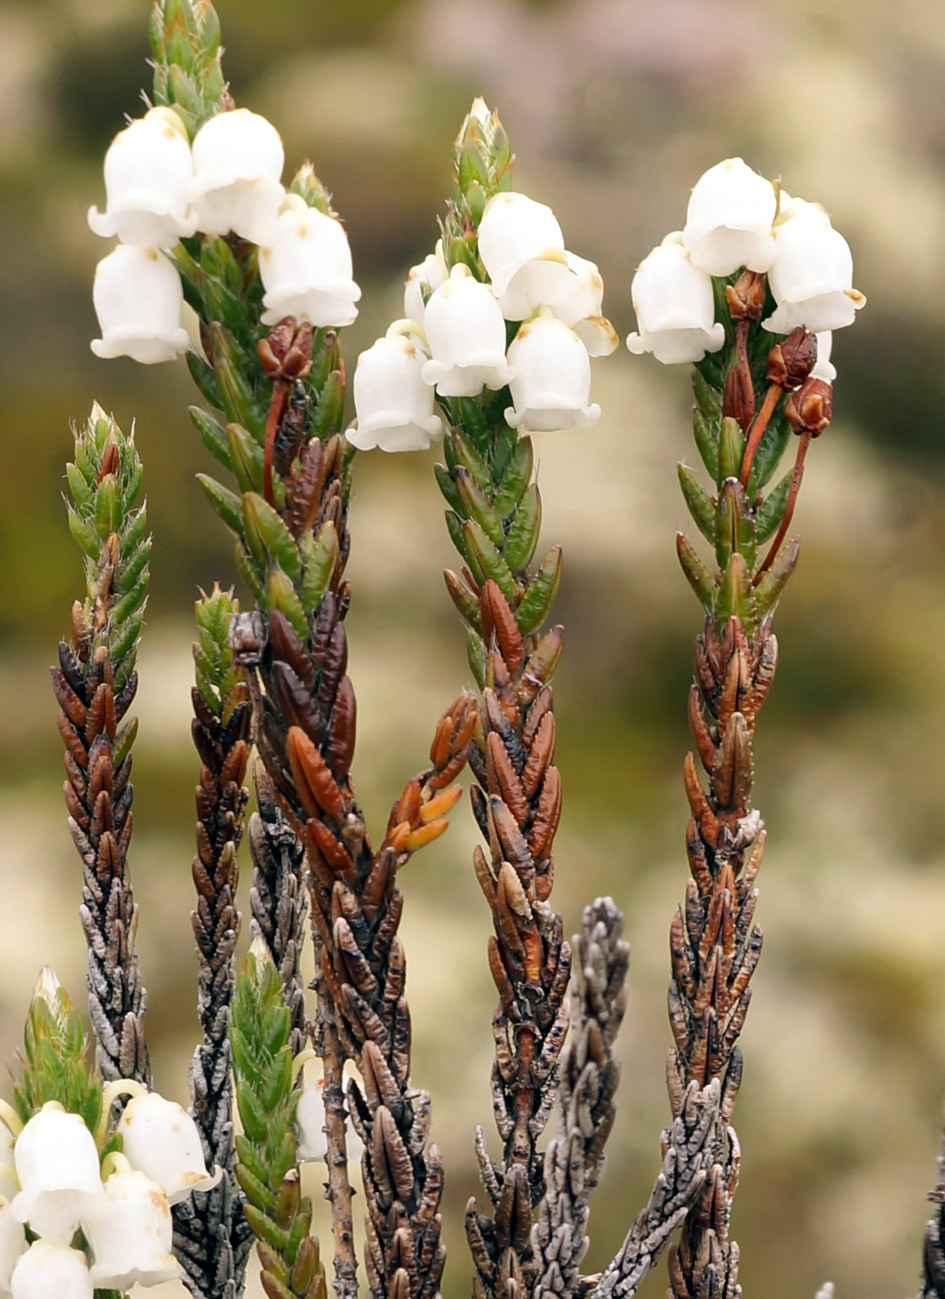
[
  {"left": 754, "top": 471, "right": 792, "bottom": 543},
  {"left": 227, "top": 424, "right": 265, "bottom": 495},
  {"left": 463, "top": 520, "right": 516, "bottom": 605},
  {"left": 66, "top": 464, "right": 93, "bottom": 513},
  {"left": 444, "top": 569, "right": 483, "bottom": 633},
  {"left": 236, "top": 1078, "right": 270, "bottom": 1145},
  {"left": 467, "top": 630, "right": 486, "bottom": 690},
  {"left": 445, "top": 510, "right": 470, "bottom": 563},
  {"left": 111, "top": 574, "right": 149, "bottom": 627},
  {"left": 310, "top": 370, "right": 346, "bottom": 441},
  {"left": 492, "top": 435, "right": 533, "bottom": 516},
  {"left": 692, "top": 408, "right": 719, "bottom": 481},
  {"left": 747, "top": 411, "right": 792, "bottom": 495},
  {"left": 717, "top": 417, "right": 745, "bottom": 484},
  {"left": 455, "top": 467, "right": 504, "bottom": 546},
  {"left": 266, "top": 568, "right": 308, "bottom": 643},
  {"left": 692, "top": 370, "right": 721, "bottom": 422},
  {"left": 114, "top": 540, "right": 151, "bottom": 595},
  {"left": 243, "top": 493, "right": 302, "bottom": 584},
  {"left": 677, "top": 464, "right": 715, "bottom": 544},
  {"left": 235, "top": 542, "right": 266, "bottom": 605},
  {"left": 190, "top": 406, "right": 233, "bottom": 471},
  {"left": 502, "top": 482, "right": 541, "bottom": 572},
  {"left": 754, "top": 535, "right": 800, "bottom": 617},
  {"left": 515, "top": 545, "right": 562, "bottom": 636},
  {"left": 450, "top": 429, "right": 491, "bottom": 493},
  {"left": 714, "top": 478, "right": 755, "bottom": 570},
  {"left": 186, "top": 351, "right": 223, "bottom": 410},
  {"left": 67, "top": 509, "right": 99, "bottom": 560},
  {"left": 299, "top": 522, "right": 339, "bottom": 614},
  {"left": 197, "top": 474, "right": 244, "bottom": 536},
  {"left": 434, "top": 463, "right": 462, "bottom": 513},
  {"left": 676, "top": 533, "right": 716, "bottom": 613},
  {"left": 715, "top": 551, "right": 755, "bottom": 631}
]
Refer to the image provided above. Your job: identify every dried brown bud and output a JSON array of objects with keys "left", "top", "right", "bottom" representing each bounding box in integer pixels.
[
  {"left": 766, "top": 327, "right": 817, "bottom": 390},
  {"left": 98, "top": 442, "right": 120, "bottom": 482},
  {"left": 725, "top": 270, "right": 766, "bottom": 322},
  {"left": 722, "top": 364, "right": 754, "bottom": 431},
  {"left": 258, "top": 317, "right": 313, "bottom": 382},
  {"left": 784, "top": 376, "right": 832, "bottom": 436}
]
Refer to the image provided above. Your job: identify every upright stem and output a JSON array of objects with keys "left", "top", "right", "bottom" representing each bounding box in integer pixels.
[{"left": 739, "top": 382, "right": 780, "bottom": 488}]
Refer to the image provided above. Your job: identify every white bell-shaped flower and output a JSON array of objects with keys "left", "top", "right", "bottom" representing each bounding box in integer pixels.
[
  {"left": 88, "top": 106, "right": 196, "bottom": 248},
  {"left": 812, "top": 331, "right": 836, "bottom": 381},
  {"left": 682, "top": 157, "right": 777, "bottom": 276},
  {"left": 10, "top": 1241, "right": 92, "bottom": 1299},
  {"left": 550, "top": 252, "right": 618, "bottom": 357},
  {"left": 83, "top": 1167, "right": 180, "bottom": 1288},
  {"left": 0, "top": 1120, "right": 16, "bottom": 1201},
  {"left": 118, "top": 1092, "right": 220, "bottom": 1205},
  {"left": 505, "top": 315, "right": 600, "bottom": 432},
  {"left": 0, "top": 1198, "right": 26, "bottom": 1290},
  {"left": 421, "top": 264, "right": 513, "bottom": 396},
  {"left": 295, "top": 1080, "right": 325, "bottom": 1162},
  {"left": 91, "top": 245, "right": 189, "bottom": 364},
  {"left": 11, "top": 1103, "right": 104, "bottom": 1243},
  {"left": 190, "top": 107, "right": 285, "bottom": 245},
  {"left": 404, "top": 243, "right": 448, "bottom": 327},
  {"left": 626, "top": 233, "right": 725, "bottom": 365},
  {"left": 477, "top": 191, "right": 575, "bottom": 320},
  {"left": 260, "top": 194, "right": 361, "bottom": 327},
  {"left": 763, "top": 200, "right": 865, "bottom": 334},
  {"left": 348, "top": 333, "right": 443, "bottom": 453}
]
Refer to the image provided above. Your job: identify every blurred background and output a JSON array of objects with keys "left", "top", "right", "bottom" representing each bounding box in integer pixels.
[{"left": 2, "top": 0, "right": 945, "bottom": 1295}]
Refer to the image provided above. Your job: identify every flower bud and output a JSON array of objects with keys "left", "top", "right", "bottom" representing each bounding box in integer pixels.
[
  {"left": 766, "top": 327, "right": 817, "bottom": 389},
  {"left": 505, "top": 315, "right": 600, "bottom": 432},
  {"left": 190, "top": 107, "right": 285, "bottom": 245},
  {"left": 477, "top": 191, "right": 574, "bottom": 321},
  {"left": 83, "top": 1169, "right": 180, "bottom": 1288},
  {"left": 725, "top": 269, "right": 766, "bottom": 322},
  {"left": 682, "top": 158, "right": 777, "bottom": 276},
  {"left": 10, "top": 1241, "right": 92, "bottom": 1299},
  {"left": 551, "top": 252, "right": 618, "bottom": 357},
  {"left": 784, "top": 376, "right": 832, "bottom": 436},
  {"left": 348, "top": 334, "right": 444, "bottom": 452},
  {"left": 421, "top": 265, "right": 513, "bottom": 397},
  {"left": 260, "top": 195, "right": 361, "bottom": 328},
  {"left": 91, "top": 245, "right": 189, "bottom": 365},
  {"left": 404, "top": 244, "right": 448, "bottom": 326},
  {"left": 12, "top": 1103, "right": 104, "bottom": 1243},
  {"left": 763, "top": 198, "right": 865, "bottom": 334},
  {"left": 258, "top": 318, "right": 313, "bottom": 382},
  {"left": 88, "top": 106, "right": 196, "bottom": 248},
  {"left": 118, "top": 1093, "right": 220, "bottom": 1205},
  {"left": 722, "top": 363, "right": 753, "bottom": 432},
  {"left": 0, "top": 1198, "right": 26, "bottom": 1290},
  {"left": 626, "top": 233, "right": 725, "bottom": 365}
]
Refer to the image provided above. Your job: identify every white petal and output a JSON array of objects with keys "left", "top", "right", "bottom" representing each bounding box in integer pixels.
[
  {"left": 505, "top": 316, "right": 600, "bottom": 432},
  {"left": 626, "top": 234, "right": 725, "bottom": 364},
  {"left": 477, "top": 191, "right": 566, "bottom": 296},
  {"left": 91, "top": 246, "right": 189, "bottom": 365},
  {"left": 421, "top": 265, "right": 513, "bottom": 396},
  {"left": 191, "top": 108, "right": 285, "bottom": 242},
  {"left": 348, "top": 334, "right": 444, "bottom": 452},
  {"left": 83, "top": 1169, "right": 181, "bottom": 1288},
  {"left": 260, "top": 196, "right": 361, "bottom": 328},
  {"left": 10, "top": 1241, "right": 92, "bottom": 1299},
  {"left": 12, "top": 1103, "right": 104, "bottom": 1243},
  {"left": 118, "top": 1093, "right": 220, "bottom": 1205},
  {"left": 683, "top": 157, "right": 777, "bottom": 275},
  {"left": 88, "top": 106, "right": 196, "bottom": 248}
]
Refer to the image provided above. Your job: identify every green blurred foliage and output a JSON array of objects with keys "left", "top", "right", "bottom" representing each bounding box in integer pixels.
[{"left": 2, "top": 1, "right": 945, "bottom": 1297}]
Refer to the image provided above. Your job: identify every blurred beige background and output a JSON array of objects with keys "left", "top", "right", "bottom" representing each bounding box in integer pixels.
[{"left": 2, "top": 0, "right": 945, "bottom": 1295}]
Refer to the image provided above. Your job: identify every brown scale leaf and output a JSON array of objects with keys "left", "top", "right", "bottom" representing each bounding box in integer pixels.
[
  {"left": 521, "top": 712, "right": 555, "bottom": 800},
  {"left": 527, "top": 766, "right": 561, "bottom": 861}
]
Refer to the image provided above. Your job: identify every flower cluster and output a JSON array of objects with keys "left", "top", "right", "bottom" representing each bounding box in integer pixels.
[
  {"left": 89, "top": 105, "right": 359, "bottom": 364},
  {"left": 0, "top": 1089, "right": 219, "bottom": 1296},
  {"left": 348, "top": 178, "right": 617, "bottom": 453},
  {"left": 627, "top": 157, "right": 864, "bottom": 371}
]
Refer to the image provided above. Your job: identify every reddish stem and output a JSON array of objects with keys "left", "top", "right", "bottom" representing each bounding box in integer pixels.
[
  {"left": 263, "top": 380, "right": 291, "bottom": 508},
  {"left": 734, "top": 320, "right": 755, "bottom": 429},
  {"left": 754, "top": 431, "right": 812, "bottom": 582},
  {"left": 739, "top": 382, "right": 781, "bottom": 490}
]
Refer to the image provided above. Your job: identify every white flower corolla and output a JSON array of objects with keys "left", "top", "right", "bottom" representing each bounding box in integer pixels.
[
  {"left": 83, "top": 1167, "right": 180, "bottom": 1288},
  {"left": 88, "top": 106, "right": 196, "bottom": 248},
  {"left": 0, "top": 1120, "right": 16, "bottom": 1201},
  {"left": 477, "top": 191, "right": 575, "bottom": 321},
  {"left": 91, "top": 245, "right": 189, "bottom": 364},
  {"left": 421, "top": 264, "right": 513, "bottom": 397},
  {"left": 260, "top": 194, "right": 361, "bottom": 327},
  {"left": 190, "top": 107, "right": 285, "bottom": 245},
  {"left": 551, "top": 252, "right": 618, "bottom": 357},
  {"left": 347, "top": 332, "right": 443, "bottom": 453},
  {"left": 118, "top": 1093, "right": 220, "bottom": 1205},
  {"left": 11, "top": 1103, "right": 104, "bottom": 1243},
  {"left": 0, "top": 1198, "right": 26, "bottom": 1290},
  {"left": 295, "top": 1080, "right": 325, "bottom": 1162},
  {"left": 505, "top": 315, "right": 600, "bottom": 432},
  {"left": 812, "top": 331, "right": 836, "bottom": 381},
  {"left": 10, "top": 1241, "right": 92, "bottom": 1299},
  {"left": 626, "top": 233, "right": 725, "bottom": 365},
  {"left": 763, "top": 200, "right": 865, "bottom": 334},
  {"left": 404, "top": 243, "right": 448, "bottom": 327},
  {"left": 682, "top": 157, "right": 777, "bottom": 276}
]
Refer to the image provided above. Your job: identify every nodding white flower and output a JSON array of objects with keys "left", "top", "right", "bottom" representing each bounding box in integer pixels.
[
  {"left": 118, "top": 1093, "right": 220, "bottom": 1205},
  {"left": 0, "top": 1198, "right": 26, "bottom": 1290},
  {"left": 421, "top": 264, "right": 513, "bottom": 397},
  {"left": 551, "top": 252, "right": 618, "bottom": 357},
  {"left": 812, "top": 331, "right": 836, "bottom": 382},
  {"left": 260, "top": 194, "right": 361, "bottom": 327},
  {"left": 763, "top": 199, "right": 865, "bottom": 334},
  {"left": 404, "top": 243, "right": 448, "bottom": 327},
  {"left": 295, "top": 1079, "right": 325, "bottom": 1162},
  {"left": 348, "top": 333, "right": 443, "bottom": 453},
  {"left": 10, "top": 1241, "right": 92, "bottom": 1299},
  {"left": 190, "top": 107, "right": 285, "bottom": 245},
  {"left": 682, "top": 157, "right": 777, "bottom": 276},
  {"left": 0, "top": 1120, "right": 16, "bottom": 1201},
  {"left": 83, "top": 1168, "right": 180, "bottom": 1289},
  {"left": 626, "top": 233, "right": 725, "bottom": 365},
  {"left": 88, "top": 106, "right": 196, "bottom": 248},
  {"left": 11, "top": 1103, "right": 104, "bottom": 1243},
  {"left": 505, "top": 315, "right": 600, "bottom": 432},
  {"left": 91, "top": 245, "right": 189, "bottom": 364},
  {"left": 477, "top": 191, "right": 575, "bottom": 321}
]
